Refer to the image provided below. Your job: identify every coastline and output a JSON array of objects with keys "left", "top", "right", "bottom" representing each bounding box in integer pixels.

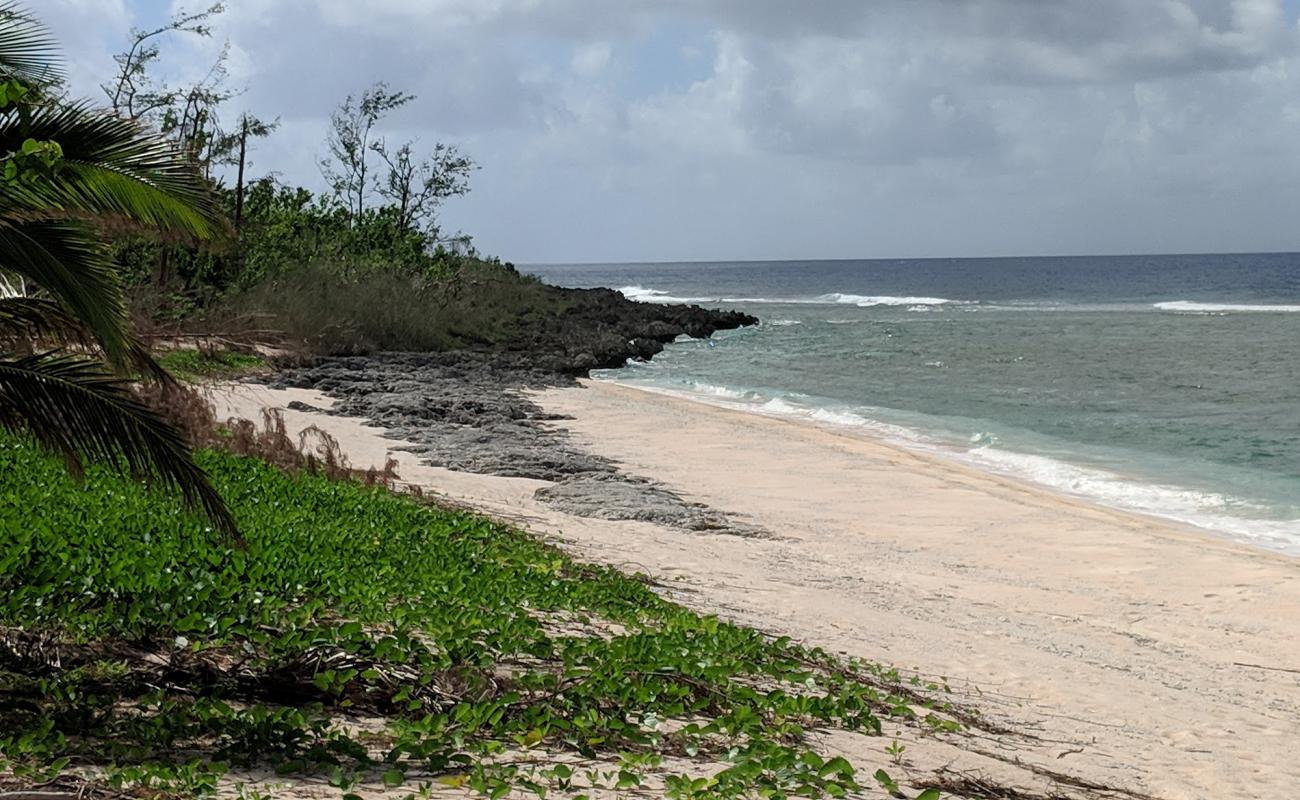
[
  {"left": 534, "top": 380, "right": 1300, "bottom": 799},
  {"left": 593, "top": 377, "right": 1300, "bottom": 555},
  {"left": 214, "top": 374, "right": 1300, "bottom": 800}
]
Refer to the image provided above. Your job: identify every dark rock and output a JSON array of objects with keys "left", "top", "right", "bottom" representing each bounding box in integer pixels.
[
  {"left": 261, "top": 287, "right": 762, "bottom": 535},
  {"left": 268, "top": 350, "right": 763, "bottom": 536},
  {"left": 475, "top": 286, "right": 757, "bottom": 376}
]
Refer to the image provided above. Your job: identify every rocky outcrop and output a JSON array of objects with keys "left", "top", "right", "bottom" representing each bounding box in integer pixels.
[
  {"left": 498, "top": 286, "right": 757, "bottom": 374},
  {"left": 268, "top": 350, "right": 764, "bottom": 537},
  {"left": 263, "top": 289, "right": 763, "bottom": 535}
]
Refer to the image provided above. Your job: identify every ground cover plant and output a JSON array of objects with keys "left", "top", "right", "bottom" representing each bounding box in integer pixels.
[
  {"left": 0, "top": 433, "right": 966, "bottom": 799},
  {"left": 155, "top": 348, "right": 268, "bottom": 381}
]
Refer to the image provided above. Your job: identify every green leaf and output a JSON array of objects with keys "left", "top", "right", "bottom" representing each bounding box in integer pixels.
[
  {"left": 874, "top": 768, "right": 900, "bottom": 795},
  {"left": 0, "top": 353, "right": 236, "bottom": 536}
]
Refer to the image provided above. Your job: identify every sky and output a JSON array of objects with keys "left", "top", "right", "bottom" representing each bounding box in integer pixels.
[{"left": 36, "top": 0, "right": 1300, "bottom": 263}]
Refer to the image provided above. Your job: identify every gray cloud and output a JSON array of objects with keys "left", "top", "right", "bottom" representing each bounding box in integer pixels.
[{"left": 34, "top": 0, "right": 1300, "bottom": 261}]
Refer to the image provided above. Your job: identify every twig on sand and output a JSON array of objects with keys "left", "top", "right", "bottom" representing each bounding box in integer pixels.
[{"left": 1234, "top": 661, "right": 1300, "bottom": 676}]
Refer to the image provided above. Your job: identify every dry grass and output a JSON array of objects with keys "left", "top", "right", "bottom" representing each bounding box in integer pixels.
[{"left": 135, "top": 382, "right": 403, "bottom": 490}]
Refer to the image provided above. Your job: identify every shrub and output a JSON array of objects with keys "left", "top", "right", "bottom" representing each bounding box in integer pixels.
[{"left": 201, "top": 258, "right": 551, "bottom": 355}]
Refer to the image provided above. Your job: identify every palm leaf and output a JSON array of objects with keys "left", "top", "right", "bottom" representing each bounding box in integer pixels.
[
  {"left": 0, "top": 351, "right": 237, "bottom": 537},
  {"left": 0, "top": 219, "right": 132, "bottom": 367},
  {"left": 0, "top": 2, "right": 61, "bottom": 86},
  {"left": 0, "top": 102, "right": 221, "bottom": 237},
  {"left": 0, "top": 296, "right": 172, "bottom": 383}
]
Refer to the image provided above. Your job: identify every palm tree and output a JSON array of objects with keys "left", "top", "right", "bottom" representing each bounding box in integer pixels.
[{"left": 0, "top": 3, "right": 236, "bottom": 535}]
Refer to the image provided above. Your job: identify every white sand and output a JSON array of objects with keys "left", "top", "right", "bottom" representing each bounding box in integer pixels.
[{"left": 212, "top": 380, "right": 1300, "bottom": 799}]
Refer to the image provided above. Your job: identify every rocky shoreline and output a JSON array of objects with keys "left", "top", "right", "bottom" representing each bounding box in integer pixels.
[
  {"left": 483, "top": 283, "right": 758, "bottom": 374},
  {"left": 265, "top": 292, "right": 764, "bottom": 535}
]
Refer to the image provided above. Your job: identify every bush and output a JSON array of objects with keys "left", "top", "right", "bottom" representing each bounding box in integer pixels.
[
  {"left": 117, "top": 179, "right": 487, "bottom": 325},
  {"left": 202, "top": 258, "right": 552, "bottom": 355}
]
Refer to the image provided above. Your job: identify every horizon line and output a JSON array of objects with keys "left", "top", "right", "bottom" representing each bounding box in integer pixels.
[{"left": 520, "top": 249, "right": 1300, "bottom": 268}]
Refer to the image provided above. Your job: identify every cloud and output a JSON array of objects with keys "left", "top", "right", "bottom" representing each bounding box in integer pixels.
[
  {"left": 30, "top": 0, "right": 1300, "bottom": 260},
  {"left": 38, "top": 0, "right": 130, "bottom": 96}
]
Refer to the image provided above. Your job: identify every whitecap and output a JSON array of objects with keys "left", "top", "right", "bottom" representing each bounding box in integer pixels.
[
  {"left": 617, "top": 285, "right": 667, "bottom": 301},
  {"left": 1154, "top": 300, "right": 1300, "bottom": 313},
  {"left": 683, "top": 382, "right": 757, "bottom": 401},
  {"left": 617, "top": 286, "right": 977, "bottom": 308},
  {"left": 760, "top": 397, "right": 803, "bottom": 415},
  {"left": 819, "top": 293, "right": 962, "bottom": 307},
  {"left": 617, "top": 285, "right": 716, "bottom": 304}
]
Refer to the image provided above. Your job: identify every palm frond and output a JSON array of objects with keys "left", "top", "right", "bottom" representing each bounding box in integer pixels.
[
  {"left": 0, "top": 102, "right": 222, "bottom": 237},
  {"left": 0, "top": 219, "right": 132, "bottom": 367},
  {"left": 0, "top": 351, "right": 237, "bottom": 538},
  {"left": 0, "top": 2, "right": 62, "bottom": 86},
  {"left": 0, "top": 296, "right": 173, "bottom": 383}
]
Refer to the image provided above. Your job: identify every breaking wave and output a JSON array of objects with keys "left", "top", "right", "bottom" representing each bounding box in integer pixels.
[
  {"left": 1154, "top": 300, "right": 1300, "bottom": 313},
  {"left": 604, "top": 377, "right": 1300, "bottom": 555},
  {"left": 816, "top": 293, "right": 962, "bottom": 307},
  {"left": 618, "top": 285, "right": 966, "bottom": 309}
]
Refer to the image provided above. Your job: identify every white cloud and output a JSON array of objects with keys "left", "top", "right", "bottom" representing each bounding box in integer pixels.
[{"left": 39, "top": 0, "right": 130, "bottom": 97}]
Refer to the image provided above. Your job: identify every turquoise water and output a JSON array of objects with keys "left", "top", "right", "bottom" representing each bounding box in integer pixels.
[{"left": 528, "top": 255, "right": 1300, "bottom": 553}]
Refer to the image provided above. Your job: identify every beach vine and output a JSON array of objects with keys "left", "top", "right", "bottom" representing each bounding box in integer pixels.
[{"left": 0, "top": 435, "right": 966, "bottom": 799}]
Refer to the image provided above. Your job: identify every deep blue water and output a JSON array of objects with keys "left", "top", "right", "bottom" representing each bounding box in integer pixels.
[{"left": 528, "top": 254, "right": 1300, "bottom": 554}]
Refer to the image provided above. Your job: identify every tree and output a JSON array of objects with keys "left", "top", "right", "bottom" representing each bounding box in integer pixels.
[
  {"left": 319, "top": 82, "right": 413, "bottom": 221},
  {"left": 161, "top": 42, "right": 237, "bottom": 177},
  {"left": 372, "top": 139, "right": 475, "bottom": 237},
  {"left": 0, "top": 3, "right": 237, "bottom": 536},
  {"left": 103, "top": 4, "right": 237, "bottom": 179},
  {"left": 102, "top": 3, "right": 225, "bottom": 124},
  {"left": 221, "top": 112, "right": 279, "bottom": 232}
]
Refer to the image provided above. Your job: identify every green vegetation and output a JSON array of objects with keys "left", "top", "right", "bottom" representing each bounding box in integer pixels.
[
  {"left": 0, "top": 435, "right": 960, "bottom": 798},
  {"left": 90, "top": 4, "right": 529, "bottom": 359},
  {"left": 154, "top": 348, "right": 267, "bottom": 381},
  {"left": 206, "top": 259, "right": 560, "bottom": 355},
  {"left": 0, "top": 5, "right": 968, "bottom": 799},
  {"left": 0, "top": 2, "right": 234, "bottom": 534}
]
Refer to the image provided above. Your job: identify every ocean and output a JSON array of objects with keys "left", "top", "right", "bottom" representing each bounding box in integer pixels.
[{"left": 526, "top": 254, "right": 1300, "bottom": 554}]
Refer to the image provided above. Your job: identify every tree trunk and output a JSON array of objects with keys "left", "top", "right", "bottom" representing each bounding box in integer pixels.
[
  {"left": 234, "top": 119, "right": 248, "bottom": 233},
  {"left": 157, "top": 246, "right": 172, "bottom": 288}
]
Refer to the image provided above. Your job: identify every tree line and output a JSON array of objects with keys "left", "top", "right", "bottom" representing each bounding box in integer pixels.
[{"left": 97, "top": 2, "right": 480, "bottom": 310}]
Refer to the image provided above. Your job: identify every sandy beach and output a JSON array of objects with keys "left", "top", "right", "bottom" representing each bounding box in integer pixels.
[{"left": 214, "top": 378, "right": 1300, "bottom": 800}]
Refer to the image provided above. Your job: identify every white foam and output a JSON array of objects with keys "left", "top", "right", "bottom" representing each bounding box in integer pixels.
[
  {"left": 1154, "top": 300, "right": 1300, "bottom": 313},
  {"left": 765, "top": 319, "right": 802, "bottom": 326},
  {"left": 618, "top": 291, "right": 1299, "bottom": 315},
  {"left": 617, "top": 285, "right": 971, "bottom": 308},
  {"left": 819, "top": 293, "right": 960, "bottom": 307},
  {"left": 954, "top": 446, "right": 1300, "bottom": 552},
  {"left": 754, "top": 398, "right": 932, "bottom": 444},
  {"left": 603, "top": 377, "right": 1300, "bottom": 555},
  {"left": 760, "top": 397, "right": 802, "bottom": 415},
  {"left": 617, "top": 285, "right": 714, "bottom": 304},
  {"left": 617, "top": 285, "right": 666, "bottom": 301},
  {"left": 685, "top": 382, "right": 756, "bottom": 400}
]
